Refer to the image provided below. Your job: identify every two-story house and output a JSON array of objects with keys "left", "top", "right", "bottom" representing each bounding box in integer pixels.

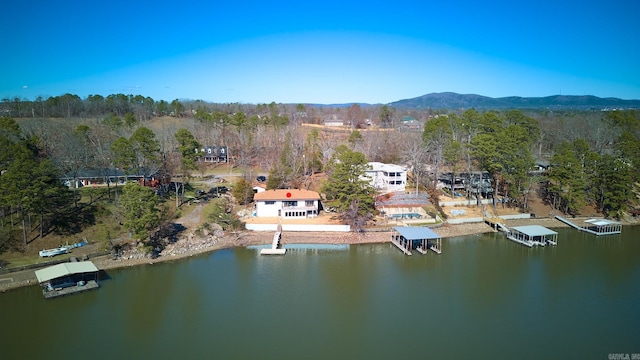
[
  {"left": 364, "top": 162, "right": 407, "bottom": 193},
  {"left": 198, "top": 146, "right": 228, "bottom": 162},
  {"left": 253, "top": 189, "right": 321, "bottom": 218}
]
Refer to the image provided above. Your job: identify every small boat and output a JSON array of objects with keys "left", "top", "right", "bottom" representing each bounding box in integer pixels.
[{"left": 39, "top": 247, "right": 68, "bottom": 258}]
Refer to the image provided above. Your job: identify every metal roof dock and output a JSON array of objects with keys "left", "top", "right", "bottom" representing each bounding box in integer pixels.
[
  {"left": 507, "top": 225, "right": 558, "bottom": 247},
  {"left": 34, "top": 261, "right": 100, "bottom": 299},
  {"left": 391, "top": 226, "right": 442, "bottom": 255}
]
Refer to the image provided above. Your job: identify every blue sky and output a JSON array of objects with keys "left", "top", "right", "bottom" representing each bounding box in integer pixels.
[{"left": 2, "top": 0, "right": 639, "bottom": 104}]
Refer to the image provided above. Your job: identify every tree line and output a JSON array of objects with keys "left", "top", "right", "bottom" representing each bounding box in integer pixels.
[
  {"left": 421, "top": 109, "right": 640, "bottom": 219},
  {"left": 0, "top": 94, "right": 638, "bottom": 255}
]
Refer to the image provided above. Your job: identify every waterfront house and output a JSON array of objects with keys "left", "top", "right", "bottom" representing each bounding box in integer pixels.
[
  {"left": 253, "top": 189, "right": 321, "bottom": 218},
  {"left": 62, "top": 168, "right": 161, "bottom": 188},
  {"left": 364, "top": 162, "right": 407, "bottom": 193}
]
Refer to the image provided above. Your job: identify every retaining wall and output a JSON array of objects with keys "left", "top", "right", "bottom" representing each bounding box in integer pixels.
[
  {"left": 440, "top": 199, "right": 492, "bottom": 206},
  {"left": 245, "top": 224, "right": 351, "bottom": 232},
  {"left": 445, "top": 213, "right": 531, "bottom": 225},
  {"left": 499, "top": 214, "right": 532, "bottom": 220},
  {"left": 446, "top": 217, "right": 485, "bottom": 224}
]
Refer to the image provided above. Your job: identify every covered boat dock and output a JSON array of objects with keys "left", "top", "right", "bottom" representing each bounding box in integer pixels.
[
  {"left": 391, "top": 226, "right": 442, "bottom": 256},
  {"left": 582, "top": 219, "right": 622, "bottom": 235},
  {"left": 507, "top": 225, "right": 558, "bottom": 247},
  {"left": 34, "top": 261, "right": 99, "bottom": 299}
]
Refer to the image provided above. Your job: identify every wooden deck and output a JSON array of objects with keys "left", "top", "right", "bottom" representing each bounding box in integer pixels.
[{"left": 43, "top": 280, "right": 99, "bottom": 299}]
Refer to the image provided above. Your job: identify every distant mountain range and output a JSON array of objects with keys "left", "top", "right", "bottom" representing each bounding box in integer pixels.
[{"left": 387, "top": 92, "right": 640, "bottom": 110}]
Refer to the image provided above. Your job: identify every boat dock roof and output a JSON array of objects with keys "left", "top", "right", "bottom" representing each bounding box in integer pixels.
[
  {"left": 35, "top": 261, "right": 99, "bottom": 283},
  {"left": 393, "top": 226, "right": 441, "bottom": 240},
  {"left": 584, "top": 219, "right": 620, "bottom": 226},
  {"left": 510, "top": 225, "right": 558, "bottom": 237}
]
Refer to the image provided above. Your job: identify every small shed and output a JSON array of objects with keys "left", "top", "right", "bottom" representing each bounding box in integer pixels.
[
  {"left": 35, "top": 261, "right": 100, "bottom": 299},
  {"left": 507, "top": 225, "right": 558, "bottom": 247},
  {"left": 391, "top": 226, "right": 442, "bottom": 256}
]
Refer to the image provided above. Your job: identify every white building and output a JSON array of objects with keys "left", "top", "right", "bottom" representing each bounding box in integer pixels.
[
  {"left": 364, "top": 162, "right": 407, "bottom": 193},
  {"left": 253, "top": 189, "right": 321, "bottom": 218}
]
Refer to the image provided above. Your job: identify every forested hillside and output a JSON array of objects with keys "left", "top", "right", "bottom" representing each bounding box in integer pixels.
[
  {"left": 1, "top": 93, "right": 639, "bottom": 260},
  {"left": 390, "top": 92, "right": 640, "bottom": 110}
]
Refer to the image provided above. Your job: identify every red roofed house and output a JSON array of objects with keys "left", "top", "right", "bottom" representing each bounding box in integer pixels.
[{"left": 253, "top": 189, "right": 321, "bottom": 218}]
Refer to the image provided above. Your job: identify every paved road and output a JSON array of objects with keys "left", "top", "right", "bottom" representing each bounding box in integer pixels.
[{"left": 0, "top": 267, "right": 38, "bottom": 292}]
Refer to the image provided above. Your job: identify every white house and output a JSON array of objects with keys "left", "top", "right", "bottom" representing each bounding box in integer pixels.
[
  {"left": 253, "top": 183, "right": 266, "bottom": 193},
  {"left": 254, "top": 189, "right": 321, "bottom": 218},
  {"left": 364, "top": 162, "right": 407, "bottom": 193}
]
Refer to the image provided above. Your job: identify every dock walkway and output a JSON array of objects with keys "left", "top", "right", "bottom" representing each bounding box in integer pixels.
[
  {"left": 483, "top": 216, "right": 509, "bottom": 232},
  {"left": 554, "top": 215, "right": 581, "bottom": 229},
  {"left": 260, "top": 225, "right": 286, "bottom": 255},
  {"left": 555, "top": 215, "right": 622, "bottom": 236}
]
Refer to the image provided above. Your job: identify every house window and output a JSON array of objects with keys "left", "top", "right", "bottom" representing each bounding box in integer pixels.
[
  {"left": 285, "top": 211, "right": 305, "bottom": 217},
  {"left": 265, "top": 201, "right": 275, "bottom": 205},
  {"left": 283, "top": 201, "right": 297, "bottom": 207},
  {"left": 305, "top": 200, "right": 314, "bottom": 207}
]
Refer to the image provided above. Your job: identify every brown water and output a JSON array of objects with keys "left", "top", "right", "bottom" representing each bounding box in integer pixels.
[{"left": 1, "top": 227, "right": 639, "bottom": 359}]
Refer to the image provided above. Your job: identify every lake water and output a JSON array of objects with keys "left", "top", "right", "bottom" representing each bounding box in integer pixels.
[{"left": 1, "top": 227, "right": 639, "bottom": 359}]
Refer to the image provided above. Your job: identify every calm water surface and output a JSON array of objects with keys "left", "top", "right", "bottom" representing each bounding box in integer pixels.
[{"left": 1, "top": 227, "right": 639, "bottom": 359}]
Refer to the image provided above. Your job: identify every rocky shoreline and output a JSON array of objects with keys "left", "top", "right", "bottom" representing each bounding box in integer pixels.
[{"left": 1, "top": 216, "right": 632, "bottom": 293}]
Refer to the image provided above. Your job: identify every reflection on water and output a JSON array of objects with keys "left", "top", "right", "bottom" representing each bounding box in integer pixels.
[{"left": 1, "top": 226, "right": 638, "bottom": 359}]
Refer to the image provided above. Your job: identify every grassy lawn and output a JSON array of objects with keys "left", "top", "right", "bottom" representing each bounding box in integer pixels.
[{"left": 0, "top": 184, "right": 194, "bottom": 270}]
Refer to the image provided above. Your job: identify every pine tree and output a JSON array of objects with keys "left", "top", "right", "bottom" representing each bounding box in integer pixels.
[
  {"left": 232, "top": 178, "right": 254, "bottom": 205},
  {"left": 321, "top": 145, "right": 375, "bottom": 231},
  {"left": 119, "top": 182, "right": 164, "bottom": 240},
  {"left": 174, "top": 128, "right": 201, "bottom": 172}
]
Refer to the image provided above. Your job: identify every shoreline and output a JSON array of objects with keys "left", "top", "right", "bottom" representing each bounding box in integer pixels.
[{"left": 0, "top": 217, "right": 632, "bottom": 293}]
